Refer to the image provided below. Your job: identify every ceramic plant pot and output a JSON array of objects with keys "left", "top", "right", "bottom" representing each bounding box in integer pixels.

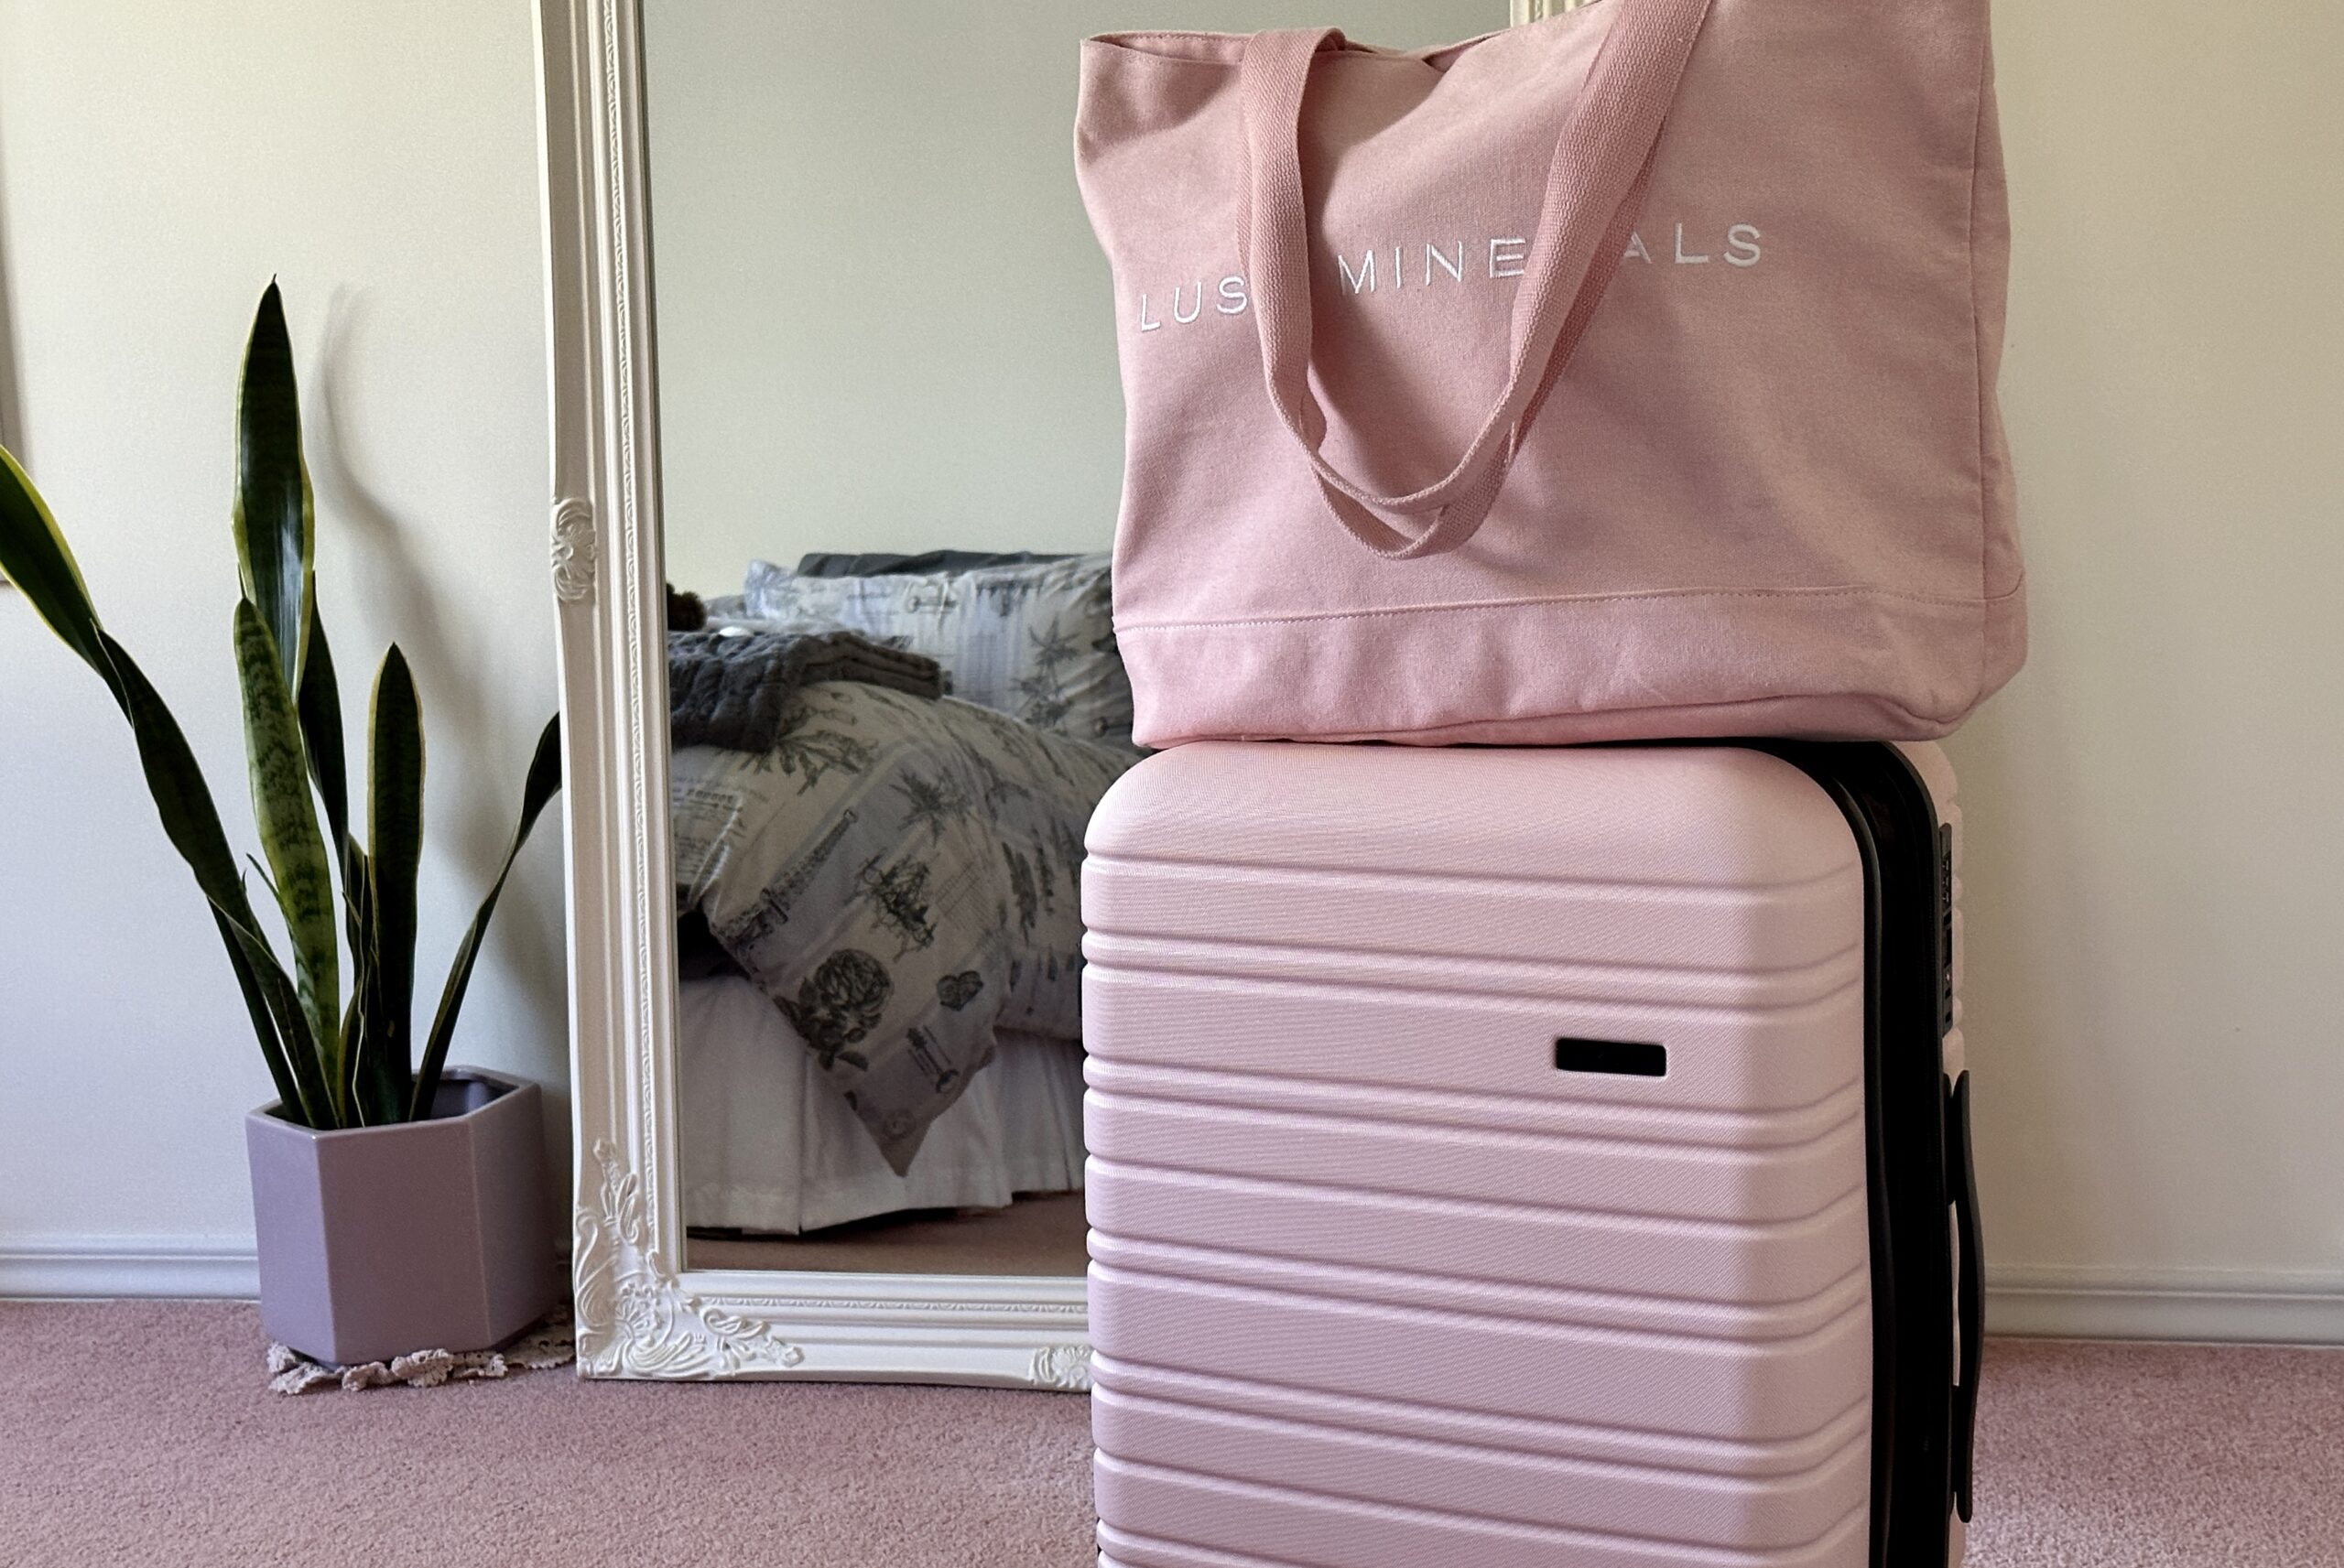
[{"left": 245, "top": 1069, "right": 558, "bottom": 1367}]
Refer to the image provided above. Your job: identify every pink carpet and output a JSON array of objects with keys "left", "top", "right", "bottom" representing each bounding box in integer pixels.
[
  {"left": 1964, "top": 1338, "right": 2344, "bottom": 1565},
  {"left": 1, "top": 1303, "right": 2337, "bottom": 1566}
]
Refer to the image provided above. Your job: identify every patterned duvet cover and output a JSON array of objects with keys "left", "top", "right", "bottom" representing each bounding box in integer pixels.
[{"left": 671, "top": 680, "right": 1133, "bottom": 1173}]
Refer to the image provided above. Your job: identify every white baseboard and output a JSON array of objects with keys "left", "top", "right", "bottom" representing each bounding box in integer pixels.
[
  {"left": 1988, "top": 1267, "right": 2344, "bottom": 1346},
  {"left": 8, "top": 1240, "right": 2341, "bottom": 1346},
  {"left": 0, "top": 1237, "right": 258, "bottom": 1300}
]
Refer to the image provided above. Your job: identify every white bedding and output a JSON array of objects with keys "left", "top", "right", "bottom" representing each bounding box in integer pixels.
[{"left": 677, "top": 976, "right": 1087, "bottom": 1235}]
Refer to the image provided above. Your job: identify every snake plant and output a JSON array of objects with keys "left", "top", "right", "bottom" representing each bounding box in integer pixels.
[{"left": 0, "top": 282, "right": 560, "bottom": 1129}]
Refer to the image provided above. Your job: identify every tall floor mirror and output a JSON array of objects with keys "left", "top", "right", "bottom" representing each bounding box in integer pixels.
[{"left": 536, "top": 0, "right": 1514, "bottom": 1382}]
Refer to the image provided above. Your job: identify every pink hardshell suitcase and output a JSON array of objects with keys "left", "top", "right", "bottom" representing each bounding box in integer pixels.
[{"left": 1082, "top": 741, "right": 1980, "bottom": 1568}]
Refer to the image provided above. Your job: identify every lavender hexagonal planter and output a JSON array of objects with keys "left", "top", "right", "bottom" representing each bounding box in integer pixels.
[{"left": 245, "top": 1069, "right": 558, "bottom": 1367}]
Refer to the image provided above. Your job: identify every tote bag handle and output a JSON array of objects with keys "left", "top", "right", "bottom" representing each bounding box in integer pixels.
[{"left": 1236, "top": 1, "right": 1712, "bottom": 559}]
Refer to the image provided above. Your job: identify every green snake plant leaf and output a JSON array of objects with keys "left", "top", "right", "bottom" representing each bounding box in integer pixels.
[
  {"left": 0, "top": 444, "right": 107, "bottom": 673},
  {"left": 95, "top": 625, "right": 347, "bottom": 1128},
  {"left": 232, "top": 281, "right": 315, "bottom": 694},
  {"left": 294, "top": 595, "right": 368, "bottom": 968},
  {"left": 9, "top": 398, "right": 307, "bottom": 933},
  {"left": 211, "top": 896, "right": 334, "bottom": 1128},
  {"left": 93, "top": 624, "right": 331, "bottom": 1126},
  {"left": 296, "top": 597, "right": 351, "bottom": 856},
  {"left": 341, "top": 866, "right": 380, "bottom": 1124},
  {"left": 341, "top": 836, "right": 378, "bottom": 1119},
  {"left": 86, "top": 628, "right": 244, "bottom": 915},
  {"left": 361, "top": 646, "right": 425, "bottom": 1125},
  {"left": 214, "top": 906, "right": 319, "bottom": 1126},
  {"left": 233, "top": 598, "right": 344, "bottom": 1121},
  {"left": 4, "top": 449, "right": 327, "bottom": 1121},
  {"left": 342, "top": 838, "right": 375, "bottom": 1019},
  {"left": 298, "top": 600, "right": 388, "bottom": 1117},
  {"left": 411, "top": 714, "right": 561, "bottom": 1119}
]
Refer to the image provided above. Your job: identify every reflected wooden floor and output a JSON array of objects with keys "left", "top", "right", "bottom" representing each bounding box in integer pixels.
[{"left": 687, "top": 1190, "right": 1090, "bottom": 1277}]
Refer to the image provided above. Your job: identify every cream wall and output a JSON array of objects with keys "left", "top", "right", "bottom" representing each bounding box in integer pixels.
[
  {"left": 0, "top": 1, "right": 2339, "bottom": 1338},
  {"left": 1946, "top": 0, "right": 2344, "bottom": 1336},
  {"left": 0, "top": 0, "right": 561, "bottom": 1292}
]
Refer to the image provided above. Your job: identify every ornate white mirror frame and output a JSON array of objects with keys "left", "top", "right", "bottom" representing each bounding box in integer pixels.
[{"left": 530, "top": 0, "right": 1090, "bottom": 1387}]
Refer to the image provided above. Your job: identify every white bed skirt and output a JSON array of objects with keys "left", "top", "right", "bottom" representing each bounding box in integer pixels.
[{"left": 677, "top": 976, "right": 1087, "bottom": 1235}]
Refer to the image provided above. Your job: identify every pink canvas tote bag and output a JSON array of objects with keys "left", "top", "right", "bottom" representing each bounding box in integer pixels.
[{"left": 1075, "top": 0, "right": 2024, "bottom": 747}]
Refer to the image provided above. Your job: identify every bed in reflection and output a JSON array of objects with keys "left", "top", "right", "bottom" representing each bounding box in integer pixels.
[
  {"left": 679, "top": 977, "right": 1087, "bottom": 1236},
  {"left": 665, "top": 551, "right": 1133, "bottom": 1269}
]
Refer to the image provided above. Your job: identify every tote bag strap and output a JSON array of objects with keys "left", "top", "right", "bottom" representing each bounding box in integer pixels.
[{"left": 1236, "top": 0, "right": 1712, "bottom": 559}]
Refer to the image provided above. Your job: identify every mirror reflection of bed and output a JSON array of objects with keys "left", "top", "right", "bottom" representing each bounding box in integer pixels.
[
  {"left": 678, "top": 876, "right": 1093, "bottom": 1279},
  {"left": 666, "top": 558, "right": 1127, "bottom": 1278},
  {"left": 641, "top": 0, "right": 1159, "bottom": 1281},
  {"left": 642, "top": 3, "right": 1494, "bottom": 1285}
]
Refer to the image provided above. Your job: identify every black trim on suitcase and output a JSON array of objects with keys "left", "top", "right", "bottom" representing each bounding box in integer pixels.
[
  {"left": 1751, "top": 742, "right": 1977, "bottom": 1568},
  {"left": 1948, "top": 1071, "right": 1984, "bottom": 1522}
]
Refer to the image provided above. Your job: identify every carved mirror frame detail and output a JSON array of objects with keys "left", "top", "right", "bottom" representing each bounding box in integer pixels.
[{"left": 531, "top": 0, "right": 1089, "bottom": 1386}]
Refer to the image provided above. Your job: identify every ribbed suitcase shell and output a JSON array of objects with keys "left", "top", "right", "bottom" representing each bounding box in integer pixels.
[{"left": 1082, "top": 742, "right": 1970, "bottom": 1568}]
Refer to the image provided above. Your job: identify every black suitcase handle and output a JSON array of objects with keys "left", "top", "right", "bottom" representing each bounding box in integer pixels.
[
  {"left": 1740, "top": 740, "right": 1975, "bottom": 1563},
  {"left": 1948, "top": 1072, "right": 1984, "bottom": 1522}
]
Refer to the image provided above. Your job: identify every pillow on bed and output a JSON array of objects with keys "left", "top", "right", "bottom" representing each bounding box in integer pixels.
[
  {"left": 671, "top": 680, "right": 1134, "bottom": 1176},
  {"left": 742, "top": 553, "right": 1134, "bottom": 751}
]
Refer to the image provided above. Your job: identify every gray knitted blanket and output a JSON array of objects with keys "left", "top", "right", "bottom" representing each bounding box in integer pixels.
[{"left": 668, "top": 625, "right": 943, "bottom": 753}]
